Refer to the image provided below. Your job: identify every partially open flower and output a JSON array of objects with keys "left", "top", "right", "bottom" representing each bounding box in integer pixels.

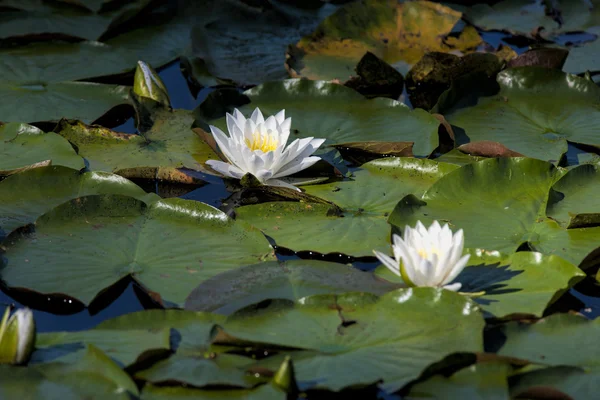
[
  {"left": 206, "top": 108, "right": 325, "bottom": 191},
  {"left": 0, "top": 307, "right": 36, "bottom": 365},
  {"left": 374, "top": 221, "right": 470, "bottom": 291}
]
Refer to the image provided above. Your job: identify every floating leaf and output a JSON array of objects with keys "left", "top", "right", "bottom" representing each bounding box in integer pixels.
[
  {"left": 201, "top": 79, "right": 441, "bottom": 158},
  {"left": 141, "top": 382, "right": 286, "bottom": 400},
  {"left": 443, "top": 67, "right": 600, "bottom": 162},
  {"left": 0, "top": 166, "right": 157, "bottom": 236},
  {"left": 0, "top": 123, "right": 84, "bottom": 175},
  {"left": 286, "top": 0, "right": 481, "bottom": 78},
  {"left": 510, "top": 365, "right": 600, "bottom": 400},
  {"left": 185, "top": 260, "right": 401, "bottom": 314},
  {"left": 235, "top": 158, "right": 458, "bottom": 256},
  {"left": 0, "top": 195, "right": 274, "bottom": 306},
  {"left": 389, "top": 158, "right": 600, "bottom": 265},
  {"left": 220, "top": 289, "right": 484, "bottom": 392}
]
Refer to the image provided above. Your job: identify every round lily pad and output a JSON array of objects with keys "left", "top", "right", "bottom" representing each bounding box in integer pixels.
[
  {"left": 376, "top": 250, "right": 585, "bottom": 318},
  {"left": 185, "top": 259, "right": 402, "bottom": 314},
  {"left": 0, "top": 165, "right": 158, "bottom": 236},
  {"left": 0, "top": 123, "right": 84, "bottom": 175},
  {"left": 235, "top": 158, "right": 458, "bottom": 256},
  {"left": 443, "top": 67, "right": 600, "bottom": 162},
  {"left": 0, "top": 195, "right": 275, "bottom": 306},
  {"left": 510, "top": 365, "right": 600, "bottom": 400},
  {"left": 220, "top": 288, "right": 484, "bottom": 392},
  {"left": 56, "top": 109, "right": 219, "bottom": 174},
  {"left": 286, "top": 0, "right": 481, "bottom": 78},
  {"left": 202, "top": 79, "right": 441, "bottom": 157},
  {"left": 141, "top": 383, "right": 286, "bottom": 400},
  {"left": 389, "top": 157, "right": 600, "bottom": 265}
]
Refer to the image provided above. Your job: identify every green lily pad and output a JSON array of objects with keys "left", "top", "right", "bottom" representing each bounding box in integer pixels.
[
  {"left": 546, "top": 162, "right": 600, "bottom": 228},
  {"left": 0, "top": 195, "right": 275, "bottom": 306},
  {"left": 201, "top": 79, "right": 441, "bottom": 157},
  {"left": 0, "top": 345, "right": 138, "bottom": 399},
  {"left": 190, "top": 0, "right": 338, "bottom": 86},
  {"left": 0, "top": 165, "right": 157, "bottom": 236},
  {"left": 286, "top": 0, "right": 481, "bottom": 78},
  {"left": 0, "top": 123, "right": 84, "bottom": 175},
  {"left": 235, "top": 158, "right": 458, "bottom": 256},
  {"left": 510, "top": 366, "right": 600, "bottom": 400},
  {"left": 141, "top": 383, "right": 286, "bottom": 400},
  {"left": 220, "top": 289, "right": 484, "bottom": 392},
  {"left": 375, "top": 250, "right": 585, "bottom": 318},
  {"left": 407, "top": 362, "right": 511, "bottom": 400},
  {"left": 498, "top": 313, "right": 600, "bottom": 367},
  {"left": 32, "top": 326, "right": 170, "bottom": 367},
  {"left": 443, "top": 67, "right": 600, "bottom": 162},
  {"left": 185, "top": 259, "right": 402, "bottom": 314},
  {"left": 56, "top": 109, "right": 219, "bottom": 174},
  {"left": 563, "top": 28, "right": 600, "bottom": 74},
  {"left": 389, "top": 157, "right": 600, "bottom": 265}
]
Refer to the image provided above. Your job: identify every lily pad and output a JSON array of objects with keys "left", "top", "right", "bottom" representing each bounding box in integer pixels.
[
  {"left": 375, "top": 250, "right": 584, "bottom": 318},
  {"left": 0, "top": 195, "right": 275, "bottom": 306},
  {"left": 407, "top": 362, "right": 511, "bottom": 400},
  {"left": 0, "top": 345, "right": 138, "bottom": 399},
  {"left": 389, "top": 157, "right": 600, "bottom": 265},
  {"left": 200, "top": 79, "right": 441, "bottom": 157},
  {"left": 190, "top": 0, "right": 338, "bottom": 86},
  {"left": 185, "top": 259, "right": 402, "bottom": 314},
  {"left": 563, "top": 27, "right": 600, "bottom": 76},
  {"left": 0, "top": 165, "right": 158, "bottom": 236},
  {"left": 0, "top": 123, "right": 84, "bottom": 175},
  {"left": 141, "top": 383, "right": 286, "bottom": 400},
  {"left": 235, "top": 158, "right": 458, "bottom": 256},
  {"left": 443, "top": 67, "right": 600, "bottom": 162},
  {"left": 510, "top": 366, "right": 600, "bottom": 400},
  {"left": 56, "top": 109, "right": 219, "bottom": 175},
  {"left": 286, "top": 0, "right": 481, "bottom": 78},
  {"left": 32, "top": 326, "right": 170, "bottom": 367},
  {"left": 220, "top": 288, "right": 484, "bottom": 392},
  {"left": 498, "top": 312, "right": 600, "bottom": 367},
  {"left": 546, "top": 162, "right": 600, "bottom": 228}
]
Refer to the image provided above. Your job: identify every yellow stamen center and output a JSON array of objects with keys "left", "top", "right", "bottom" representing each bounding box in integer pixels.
[
  {"left": 245, "top": 131, "right": 278, "bottom": 152},
  {"left": 417, "top": 247, "right": 439, "bottom": 259}
]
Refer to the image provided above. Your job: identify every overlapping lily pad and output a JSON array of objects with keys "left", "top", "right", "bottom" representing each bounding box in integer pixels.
[
  {"left": 443, "top": 67, "right": 600, "bottom": 162},
  {"left": 389, "top": 157, "right": 600, "bottom": 265},
  {"left": 0, "top": 165, "right": 157, "bottom": 236},
  {"left": 220, "top": 289, "right": 484, "bottom": 392},
  {"left": 0, "top": 195, "right": 274, "bottom": 306},
  {"left": 189, "top": 0, "right": 338, "bottom": 86},
  {"left": 185, "top": 259, "right": 402, "bottom": 314},
  {"left": 510, "top": 365, "right": 600, "bottom": 400},
  {"left": 0, "top": 123, "right": 84, "bottom": 175},
  {"left": 235, "top": 158, "right": 457, "bottom": 256},
  {"left": 56, "top": 109, "right": 219, "bottom": 175},
  {"left": 407, "top": 362, "right": 511, "bottom": 400},
  {"left": 286, "top": 0, "right": 482, "bottom": 78},
  {"left": 375, "top": 250, "right": 585, "bottom": 318},
  {"left": 0, "top": 345, "right": 138, "bottom": 399},
  {"left": 202, "top": 79, "right": 441, "bottom": 157},
  {"left": 141, "top": 382, "right": 286, "bottom": 400}
]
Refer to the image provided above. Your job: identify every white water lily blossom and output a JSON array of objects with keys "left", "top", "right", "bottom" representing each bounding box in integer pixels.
[
  {"left": 206, "top": 107, "right": 326, "bottom": 191},
  {"left": 373, "top": 221, "right": 470, "bottom": 291}
]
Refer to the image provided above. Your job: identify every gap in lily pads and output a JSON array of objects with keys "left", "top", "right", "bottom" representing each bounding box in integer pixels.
[{"left": 0, "top": 281, "right": 145, "bottom": 332}]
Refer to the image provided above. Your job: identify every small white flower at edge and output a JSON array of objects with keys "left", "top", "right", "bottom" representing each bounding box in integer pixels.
[
  {"left": 373, "top": 221, "right": 470, "bottom": 291},
  {"left": 206, "top": 108, "right": 326, "bottom": 192},
  {"left": 0, "top": 307, "right": 36, "bottom": 365}
]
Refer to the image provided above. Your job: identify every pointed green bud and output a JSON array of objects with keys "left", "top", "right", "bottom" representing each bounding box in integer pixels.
[
  {"left": 0, "top": 307, "right": 36, "bottom": 365},
  {"left": 272, "top": 355, "right": 298, "bottom": 393},
  {"left": 133, "top": 61, "right": 171, "bottom": 108}
]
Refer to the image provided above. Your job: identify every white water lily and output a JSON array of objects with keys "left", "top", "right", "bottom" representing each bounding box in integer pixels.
[
  {"left": 206, "top": 108, "right": 325, "bottom": 191},
  {"left": 374, "top": 221, "right": 470, "bottom": 291},
  {"left": 0, "top": 307, "right": 36, "bottom": 365}
]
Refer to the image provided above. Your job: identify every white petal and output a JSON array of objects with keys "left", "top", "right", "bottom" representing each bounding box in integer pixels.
[
  {"left": 447, "top": 229, "right": 465, "bottom": 266},
  {"left": 264, "top": 178, "right": 301, "bottom": 191},
  {"left": 272, "top": 156, "right": 321, "bottom": 178},
  {"left": 443, "top": 282, "right": 462, "bottom": 291},
  {"left": 275, "top": 109, "right": 286, "bottom": 124},
  {"left": 251, "top": 108, "right": 265, "bottom": 125},
  {"left": 233, "top": 108, "right": 246, "bottom": 126},
  {"left": 210, "top": 126, "right": 239, "bottom": 165},
  {"left": 206, "top": 160, "right": 244, "bottom": 179},
  {"left": 226, "top": 113, "right": 239, "bottom": 138},
  {"left": 273, "top": 138, "right": 325, "bottom": 175},
  {"left": 246, "top": 152, "right": 266, "bottom": 176},
  {"left": 442, "top": 254, "right": 470, "bottom": 286},
  {"left": 279, "top": 117, "right": 292, "bottom": 143},
  {"left": 264, "top": 115, "right": 278, "bottom": 133},
  {"left": 255, "top": 169, "right": 274, "bottom": 182},
  {"left": 373, "top": 250, "right": 401, "bottom": 276}
]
